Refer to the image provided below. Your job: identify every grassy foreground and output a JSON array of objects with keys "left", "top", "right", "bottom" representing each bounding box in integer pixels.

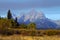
[
  {"left": 0, "top": 29, "right": 60, "bottom": 40},
  {"left": 0, "top": 35, "right": 60, "bottom": 40}
]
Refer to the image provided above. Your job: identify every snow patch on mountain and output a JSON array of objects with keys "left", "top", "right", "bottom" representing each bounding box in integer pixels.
[{"left": 24, "top": 10, "right": 46, "bottom": 22}]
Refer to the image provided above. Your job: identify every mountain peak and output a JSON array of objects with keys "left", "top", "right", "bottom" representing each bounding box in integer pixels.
[
  {"left": 27, "top": 10, "right": 46, "bottom": 22},
  {"left": 18, "top": 10, "right": 46, "bottom": 22}
]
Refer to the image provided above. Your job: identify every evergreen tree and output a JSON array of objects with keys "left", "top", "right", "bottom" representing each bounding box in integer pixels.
[
  {"left": 7, "top": 10, "right": 12, "bottom": 19},
  {"left": 15, "top": 17, "right": 19, "bottom": 26},
  {"left": 15, "top": 17, "right": 18, "bottom": 23}
]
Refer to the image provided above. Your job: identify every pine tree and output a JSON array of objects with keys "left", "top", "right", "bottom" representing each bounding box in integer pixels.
[
  {"left": 15, "top": 17, "right": 19, "bottom": 26},
  {"left": 15, "top": 17, "right": 17, "bottom": 23},
  {"left": 7, "top": 10, "right": 12, "bottom": 19}
]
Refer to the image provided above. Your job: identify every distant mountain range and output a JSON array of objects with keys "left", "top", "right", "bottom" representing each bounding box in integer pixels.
[
  {"left": 17, "top": 10, "right": 60, "bottom": 29},
  {"left": 54, "top": 20, "right": 60, "bottom": 26}
]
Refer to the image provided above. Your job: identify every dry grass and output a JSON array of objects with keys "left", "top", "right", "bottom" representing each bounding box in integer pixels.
[
  {"left": 0, "top": 35, "right": 60, "bottom": 40},
  {"left": 0, "top": 29, "right": 60, "bottom": 40}
]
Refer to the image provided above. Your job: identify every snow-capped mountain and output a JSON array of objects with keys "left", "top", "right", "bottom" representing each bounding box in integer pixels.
[
  {"left": 18, "top": 10, "right": 59, "bottom": 29},
  {"left": 24, "top": 10, "right": 46, "bottom": 22}
]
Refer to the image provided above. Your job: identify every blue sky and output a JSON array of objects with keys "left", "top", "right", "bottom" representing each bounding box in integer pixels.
[{"left": 0, "top": 0, "right": 60, "bottom": 20}]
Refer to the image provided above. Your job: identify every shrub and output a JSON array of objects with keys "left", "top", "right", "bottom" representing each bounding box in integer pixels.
[
  {"left": 0, "top": 28, "right": 14, "bottom": 36},
  {"left": 46, "top": 30, "right": 57, "bottom": 36}
]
